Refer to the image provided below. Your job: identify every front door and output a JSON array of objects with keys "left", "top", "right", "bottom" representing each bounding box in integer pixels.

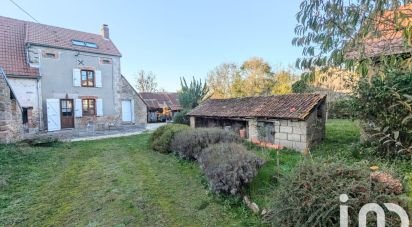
[
  {"left": 122, "top": 100, "right": 132, "bottom": 122},
  {"left": 60, "top": 99, "right": 74, "bottom": 129}
]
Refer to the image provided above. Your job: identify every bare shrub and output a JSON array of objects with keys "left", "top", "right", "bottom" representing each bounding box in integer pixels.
[
  {"left": 171, "top": 128, "right": 241, "bottom": 160},
  {"left": 263, "top": 159, "right": 407, "bottom": 226},
  {"left": 198, "top": 143, "right": 265, "bottom": 195}
]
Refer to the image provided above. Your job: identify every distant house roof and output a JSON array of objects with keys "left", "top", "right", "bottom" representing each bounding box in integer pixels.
[
  {"left": 0, "top": 16, "right": 121, "bottom": 77},
  {"left": 139, "top": 92, "right": 182, "bottom": 111},
  {"left": 187, "top": 94, "right": 326, "bottom": 120},
  {"left": 347, "top": 4, "right": 412, "bottom": 59}
]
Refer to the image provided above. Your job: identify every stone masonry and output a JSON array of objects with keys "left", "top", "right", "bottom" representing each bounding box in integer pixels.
[
  {"left": 247, "top": 104, "right": 326, "bottom": 152},
  {"left": 0, "top": 74, "right": 23, "bottom": 143}
]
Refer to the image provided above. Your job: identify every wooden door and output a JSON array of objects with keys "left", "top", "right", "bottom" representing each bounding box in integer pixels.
[{"left": 60, "top": 99, "right": 74, "bottom": 129}]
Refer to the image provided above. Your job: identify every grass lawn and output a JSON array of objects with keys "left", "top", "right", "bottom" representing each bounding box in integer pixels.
[{"left": 0, "top": 119, "right": 410, "bottom": 226}]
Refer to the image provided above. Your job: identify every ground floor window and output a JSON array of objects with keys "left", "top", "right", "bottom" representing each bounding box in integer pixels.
[{"left": 82, "top": 99, "right": 95, "bottom": 116}]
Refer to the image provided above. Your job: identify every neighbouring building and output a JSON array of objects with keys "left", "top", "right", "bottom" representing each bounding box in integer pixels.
[
  {"left": 139, "top": 92, "right": 182, "bottom": 122},
  {"left": 0, "top": 16, "right": 147, "bottom": 142},
  {"left": 187, "top": 94, "right": 327, "bottom": 152},
  {"left": 0, "top": 69, "right": 23, "bottom": 143}
]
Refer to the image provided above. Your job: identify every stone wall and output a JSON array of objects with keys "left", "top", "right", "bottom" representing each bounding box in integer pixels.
[
  {"left": 247, "top": 102, "right": 326, "bottom": 152},
  {"left": 117, "top": 75, "right": 147, "bottom": 127},
  {"left": 0, "top": 75, "right": 23, "bottom": 143}
]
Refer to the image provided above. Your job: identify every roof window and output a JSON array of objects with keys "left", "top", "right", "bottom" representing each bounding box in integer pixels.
[{"left": 71, "top": 40, "right": 98, "bottom": 48}]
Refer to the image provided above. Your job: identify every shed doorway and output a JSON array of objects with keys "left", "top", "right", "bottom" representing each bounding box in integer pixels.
[{"left": 122, "top": 100, "right": 132, "bottom": 122}]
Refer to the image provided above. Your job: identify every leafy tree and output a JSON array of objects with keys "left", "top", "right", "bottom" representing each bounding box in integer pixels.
[
  {"left": 271, "top": 70, "right": 295, "bottom": 94},
  {"left": 240, "top": 57, "right": 274, "bottom": 96},
  {"left": 135, "top": 70, "right": 158, "bottom": 92},
  {"left": 178, "top": 77, "right": 210, "bottom": 109},
  {"left": 207, "top": 63, "right": 239, "bottom": 99},
  {"left": 294, "top": 0, "right": 412, "bottom": 157}
]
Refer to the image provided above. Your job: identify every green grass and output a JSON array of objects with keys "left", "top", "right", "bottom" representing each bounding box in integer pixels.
[
  {"left": 0, "top": 134, "right": 258, "bottom": 226},
  {"left": 0, "top": 120, "right": 410, "bottom": 226}
]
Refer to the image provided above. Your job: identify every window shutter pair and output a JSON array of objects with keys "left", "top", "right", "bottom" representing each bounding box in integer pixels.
[
  {"left": 72, "top": 69, "right": 102, "bottom": 87},
  {"left": 74, "top": 99, "right": 103, "bottom": 117}
]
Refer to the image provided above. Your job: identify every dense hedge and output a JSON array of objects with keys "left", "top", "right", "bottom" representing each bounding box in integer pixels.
[
  {"left": 327, "top": 99, "right": 353, "bottom": 119},
  {"left": 149, "top": 124, "right": 190, "bottom": 153},
  {"left": 198, "top": 143, "right": 265, "bottom": 195},
  {"left": 171, "top": 128, "right": 241, "bottom": 160},
  {"left": 172, "top": 109, "right": 190, "bottom": 125},
  {"left": 264, "top": 159, "right": 407, "bottom": 226}
]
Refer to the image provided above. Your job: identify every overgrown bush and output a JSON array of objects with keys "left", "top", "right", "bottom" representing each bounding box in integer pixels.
[
  {"left": 353, "top": 70, "right": 412, "bottom": 158},
  {"left": 264, "top": 159, "right": 408, "bottom": 226},
  {"left": 328, "top": 99, "right": 353, "bottom": 119},
  {"left": 172, "top": 109, "right": 190, "bottom": 125},
  {"left": 198, "top": 143, "right": 265, "bottom": 195},
  {"left": 171, "top": 128, "right": 241, "bottom": 160},
  {"left": 149, "top": 124, "right": 190, "bottom": 153}
]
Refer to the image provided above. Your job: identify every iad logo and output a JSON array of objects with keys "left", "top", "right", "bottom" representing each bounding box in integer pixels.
[{"left": 339, "top": 194, "right": 410, "bottom": 227}]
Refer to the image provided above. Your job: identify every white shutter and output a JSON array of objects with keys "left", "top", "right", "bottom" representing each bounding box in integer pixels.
[
  {"left": 96, "top": 99, "right": 103, "bottom": 116},
  {"left": 46, "top": 99, "right": 61, "bottom": 131},
  {"left": 75, "top": 99, "right": 82, "bottom": 117},
  {"left": 95, "top": 70, "right": 102, "bottom": 87},
  {"left": 73, "top": 68, "right": 81, "bottom": 87}
]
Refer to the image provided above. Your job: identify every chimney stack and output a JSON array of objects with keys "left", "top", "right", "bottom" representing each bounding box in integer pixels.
[{"left": 101, "top": 24, "right": 110, "bottom": 39}]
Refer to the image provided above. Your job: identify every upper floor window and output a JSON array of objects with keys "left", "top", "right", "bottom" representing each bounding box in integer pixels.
[
  {"left": 71, "top": 40, "right": 98, "bottom": 48},
  {"left": 81, "top": 70, "right": 95, "bottom": 87}
]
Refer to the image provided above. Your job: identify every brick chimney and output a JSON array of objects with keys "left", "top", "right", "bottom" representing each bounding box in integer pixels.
[{"left": 101, "top": 24, "right": 110, "bottom": 39}]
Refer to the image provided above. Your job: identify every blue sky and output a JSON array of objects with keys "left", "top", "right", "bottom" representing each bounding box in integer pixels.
[{"left": 2, "top": 0, "right": 302, "bottom": 91}]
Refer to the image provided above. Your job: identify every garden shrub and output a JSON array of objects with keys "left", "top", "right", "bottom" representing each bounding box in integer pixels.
[
  {"left": 264, "top": 159, "right": 408, "bottom": 226},
  {"left": 328, "top": 99, "right": 353, "bottom": 119},
  {"left": 353, "top": 70, "right": 412, "bottom": 158},
  {"left": 171, "top": 128, "right": 241, "bottom": 160},
  {"left": 198, "top": 143, "right": 265, "bottom": 195},
  {"left": 149, "top": 124, "right": 190, "bottom": 153},
  {"left": 172, "top": 109, "right": 190, "bottom": 125}
]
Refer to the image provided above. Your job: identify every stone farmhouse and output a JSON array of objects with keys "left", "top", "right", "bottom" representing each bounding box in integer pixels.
[
  {"left": 0, "top": 16, "right": 146, "bottom": 142},
  {"left": 187, "top": 94, "right": 327, "bottom": 152},
  {"left": 139, "top": 92, "right": 182, "bottom": 122}
]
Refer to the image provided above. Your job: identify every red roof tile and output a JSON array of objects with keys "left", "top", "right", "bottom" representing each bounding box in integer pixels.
[
  {"left": 347, "top": 4, "right": 412, "bottom": 58},
  {"left": 139, "top": 92, "right": 182, "bottom": 111},
  {"left": 187, "top": 94, "right": 326, "bottom": 120},
  {"left": 0, "top": 16, "right": 39, "bottom": 77},
  {"left": 0, "top": 16, "right": 121, "bottom": 77},
  {"left": 26, "top": 21, "right": 121, "bottom": 57}
]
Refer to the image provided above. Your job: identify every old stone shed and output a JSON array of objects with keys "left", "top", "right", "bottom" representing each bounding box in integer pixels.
[{"left": 187, "top": 94, "right": 327, "bottom": 152}]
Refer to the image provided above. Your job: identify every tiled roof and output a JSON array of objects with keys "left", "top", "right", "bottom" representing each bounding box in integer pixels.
[
  {"left": 0, "top": 16, "right": 121, "bottom": 77},
  {"left": 0, "top": 16, "right": 39, "bottom": 77},
  {"left": 347, "top": 4, "right": 412, "bottom": 59},
  {"left": 139, "top": 92, "right": 182, "bottom": 111},
  {"left": 187, "top": 94, "right": 326, "bottom": 120},
  {"left": 26, "top": 21, "right": 121, "bottom": 57}
]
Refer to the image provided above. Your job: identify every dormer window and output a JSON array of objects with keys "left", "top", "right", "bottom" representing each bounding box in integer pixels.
[{"left": 71, "top": 40, "right": 98, "bottom": 48}]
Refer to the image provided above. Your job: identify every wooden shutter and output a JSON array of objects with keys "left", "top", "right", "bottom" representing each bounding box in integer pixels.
[
  {"left": 95, "top": 70, "right": 102, "bottom": 87},
  {"left": 96, "top": 99, "right": 103, "bottom": 116},
  {"left": 73, "top": 69, "right": 81, "bottom": 87},
  {"left": 46, "top": 99, "right": 61, "bottom": 131},
  {"left": 75, "top": 99, "right": 82, "bottom": 117}
]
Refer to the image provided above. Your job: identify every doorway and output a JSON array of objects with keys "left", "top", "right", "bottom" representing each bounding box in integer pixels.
[
  {"left": 122, "top": 100, "right": 132, "bottom": 122},
  {"left": 60, "top": 99, "right": 74, "bottom": 129}
]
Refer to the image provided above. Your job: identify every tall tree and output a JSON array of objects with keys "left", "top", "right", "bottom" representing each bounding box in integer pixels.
[
  {"left": 207, "top": 63, "right": 239, "bottom": 99},
  {"left": 135, "top": 70, "right": 158, "bottom": 92},
  {"left": 240, "top": 57, "right": 274, "bottom": 96},
  {"left": 179, "top": 77, "right": 209, "bottom": 109},
  {"left": 271, "top": 70, "right": 295, "bottom": 94}
]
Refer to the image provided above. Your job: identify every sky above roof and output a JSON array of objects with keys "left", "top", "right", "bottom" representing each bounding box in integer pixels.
[{"left": 2, "top": 0, "right": 302, "bottom": 91}]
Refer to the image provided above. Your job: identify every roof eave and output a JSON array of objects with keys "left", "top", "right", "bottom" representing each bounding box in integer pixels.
[{"left": 26, "top": 42, "right": 122, "bottom": 57}]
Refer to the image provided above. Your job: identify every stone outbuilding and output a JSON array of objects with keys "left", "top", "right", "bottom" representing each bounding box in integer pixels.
[
  {"left": 187, "top": 94, "right": 327, "bottom": 152},
  {"left": 0, "top": 69, "right": 23, "bottom": 143}
]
